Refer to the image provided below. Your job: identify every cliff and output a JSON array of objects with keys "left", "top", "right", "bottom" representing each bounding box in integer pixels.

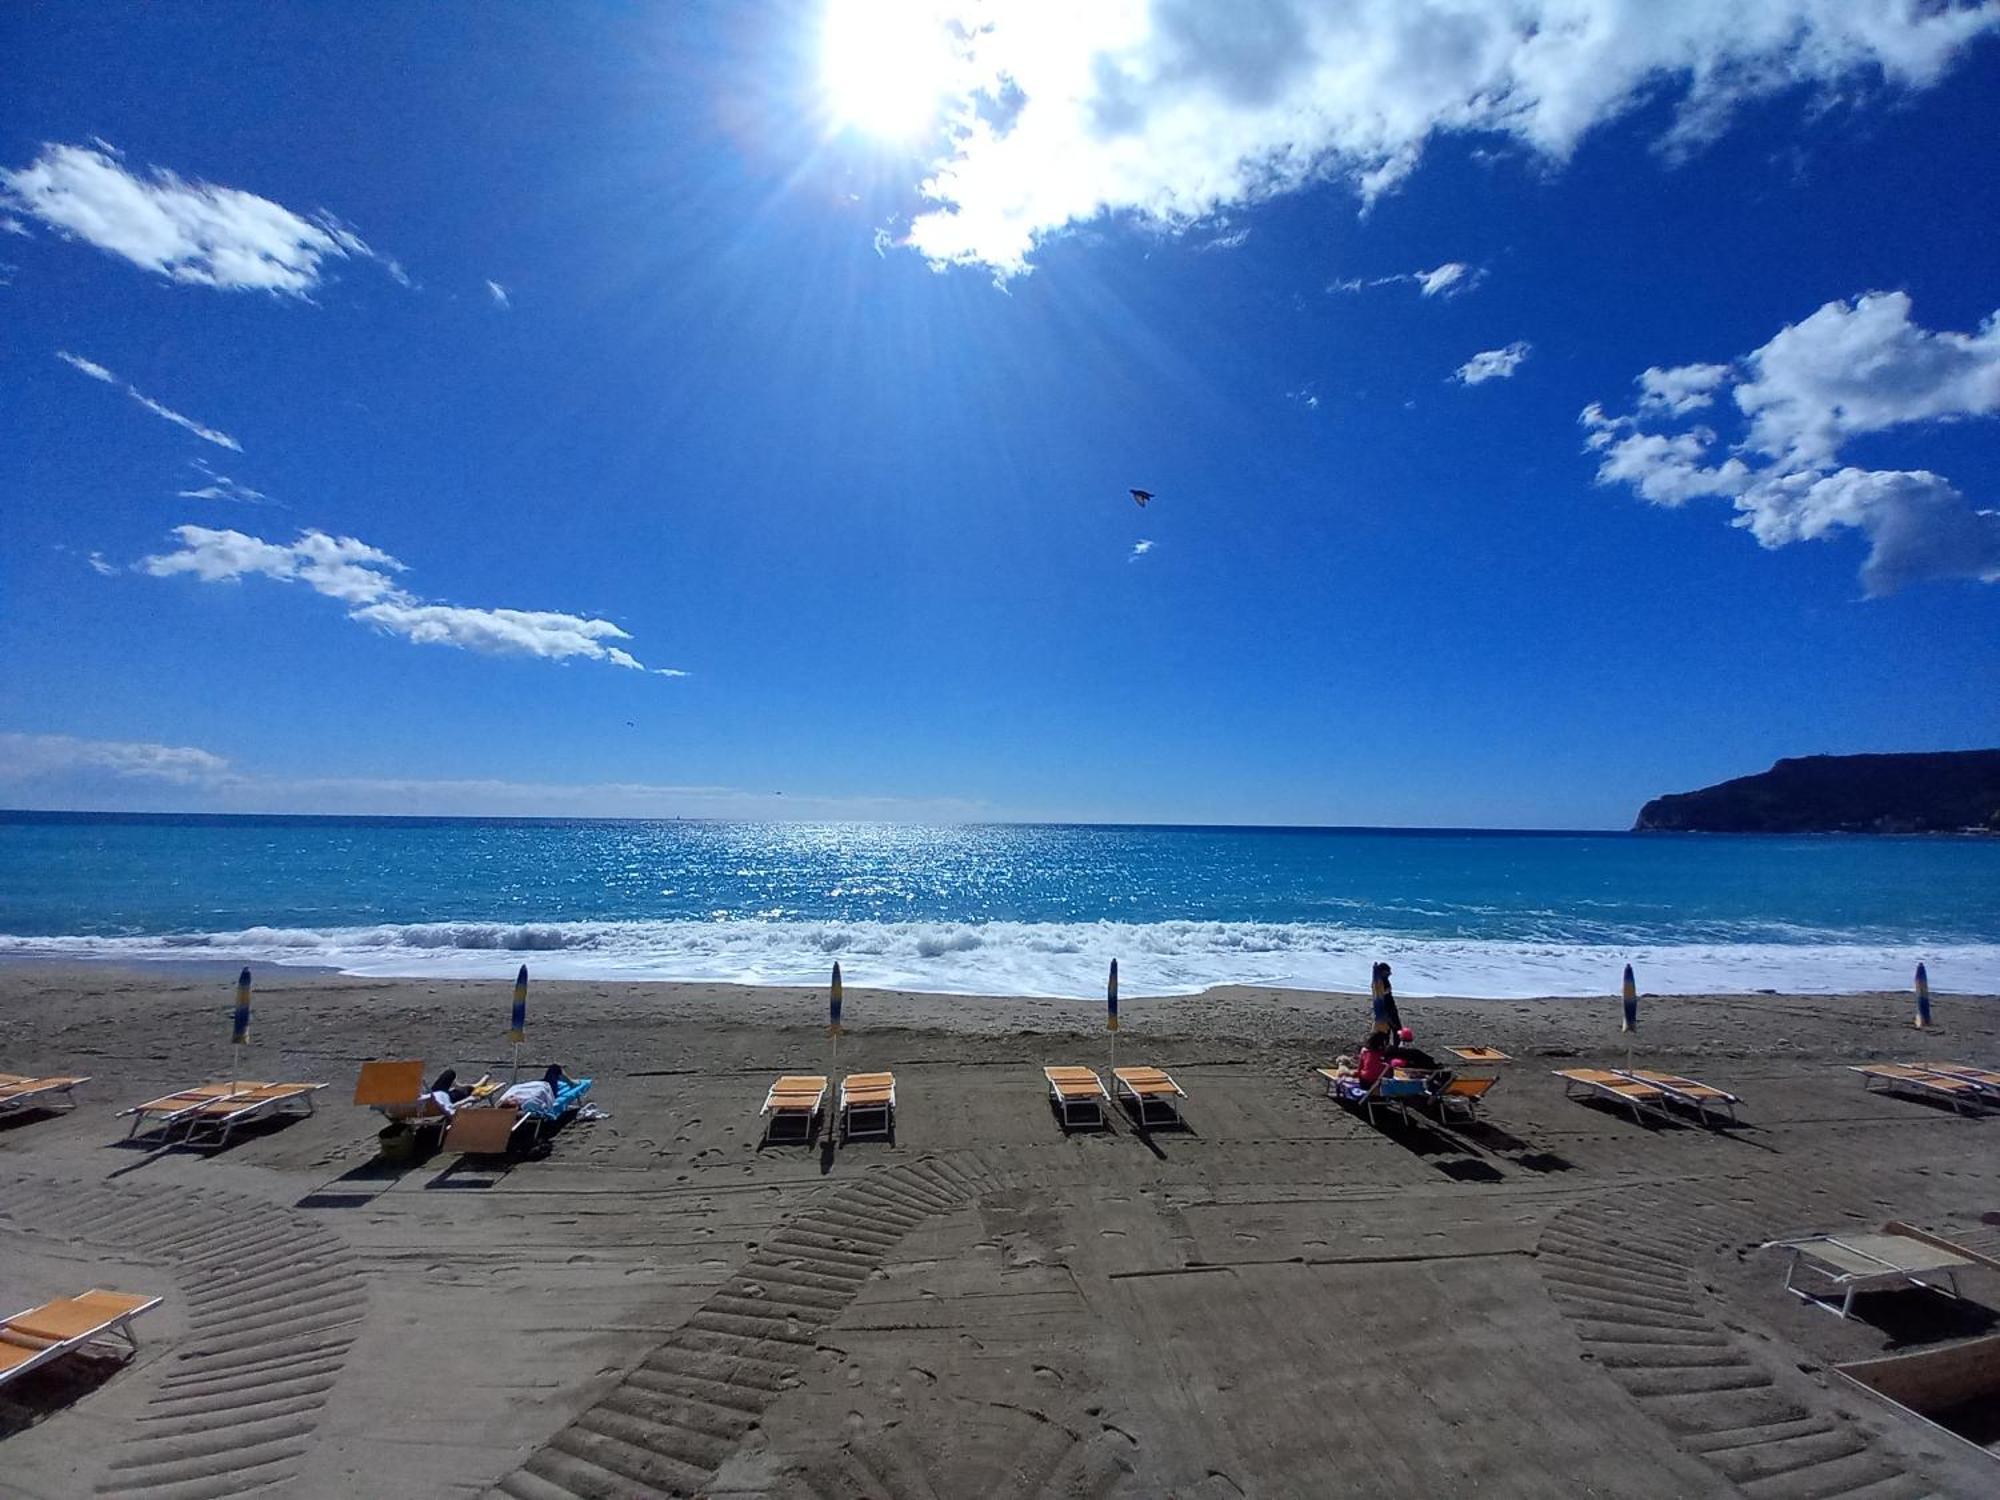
[{"left": 1634, "top": 751, "right": 2000, "bottom": 834}]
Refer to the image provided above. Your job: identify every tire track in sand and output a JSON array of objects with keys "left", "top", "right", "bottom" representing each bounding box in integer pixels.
[
  {"left": 1536, "top": 1176, "right": 1930, "bottom": 1500},
  {"left": 0, "top": 1173, "right": 365, "bottom": 1499},
  {"left": 489, "top": 1153, "right": 1008, "bottom": 1500}
]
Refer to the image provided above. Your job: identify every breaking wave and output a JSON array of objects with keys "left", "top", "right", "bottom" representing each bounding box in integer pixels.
[{"left": 1, "top": 918, "right": 1993, "bottom": 998}]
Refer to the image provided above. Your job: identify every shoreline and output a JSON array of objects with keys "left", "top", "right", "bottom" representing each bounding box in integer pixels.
[{"left": 0, "top": 955, "right": 1989, "bottom": 1010}]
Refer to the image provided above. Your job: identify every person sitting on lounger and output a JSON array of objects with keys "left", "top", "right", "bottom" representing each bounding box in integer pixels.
[
  {"left": 496, "top": 1064, "right": 573, "bottom": 1113},
  {"left": 1354, "top": 1031, "right": 1392, "bottom": 1088}
]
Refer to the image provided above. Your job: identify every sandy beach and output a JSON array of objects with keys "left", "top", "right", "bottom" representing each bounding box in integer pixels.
[{"left": 2, "top": 965, "right": 1997, "bottom": 1499}]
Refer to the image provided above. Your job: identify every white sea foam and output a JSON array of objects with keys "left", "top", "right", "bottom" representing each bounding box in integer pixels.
[{"left": 1, "top": 919, "right": 1994, "bottom": 998}]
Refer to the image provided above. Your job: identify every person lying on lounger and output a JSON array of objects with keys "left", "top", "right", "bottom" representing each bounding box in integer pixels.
[
  {"left": 1388, "top": 1028, "right": 1443, "bottom": 1072},
  {"left": 496, "top": 1064, "right": 575, "bottom": 1112},
  {"left": 422, "top": 1068, "right": 476, "bottom": 1117}
]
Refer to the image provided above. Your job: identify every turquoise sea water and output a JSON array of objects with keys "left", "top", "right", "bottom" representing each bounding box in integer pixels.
[{"left": 2, "top": 813, "right": 1996, "bottom": 996}]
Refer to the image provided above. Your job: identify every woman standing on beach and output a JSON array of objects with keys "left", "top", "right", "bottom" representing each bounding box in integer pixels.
[{"left": 1371, "top": 961, "right": 1403, "bottom": 1037}]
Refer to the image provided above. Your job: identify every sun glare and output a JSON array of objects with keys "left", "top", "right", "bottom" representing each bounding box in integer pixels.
[{"left": 820, "top": 0, "right": 956, "bottom": 140}]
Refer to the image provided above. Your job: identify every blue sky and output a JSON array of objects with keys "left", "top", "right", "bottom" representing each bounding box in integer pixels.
[{"left": 3, "top": 1, "right": 1998, "bottom": 829}]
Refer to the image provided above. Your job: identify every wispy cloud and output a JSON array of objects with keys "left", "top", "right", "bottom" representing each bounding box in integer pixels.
[
  {"left": 1128, "top": 539, "right": 1155, "bottom": 562},
  {"left": 0, "top": 733, "right": 984, "bottom": 822},
  {"left": 1455, "top": 342, "right": 1531, "bottom": 385},
  {"left": 0, "top": 141, "right": 399, "bottom": 296},
  {"left": 137, "top": 524, "right": 686, "bottom": 673},
  {"left": 1191, "top": 225, "right": 1251, "bottom": 253},
  {"left": 890, "top": 4, "right": 1997, "bottom": 276},
  {"left": 177, "top": 458, "right": 272, "bottom": 505},
  {"left": 0, "top": 732, "right": 233, "bottom": 787},
  {"left": 86, "top": 551, "right": 118, "bottom": 577},
  {"left": 57, "top": 349, "right": 242, "bottom": 451},
  {"left": 1287, "top": 387, "right": 1321, "bottom": 410},
  {"left": 1332, "top": 261, "right": 1483, "bottom": 298},
  {"left": 55, "top": 350, "right": 115, "bottom": 383},
  {"left": 1584, "top": 291, "right": 2000, "bottom": 594},
  {"left": 485, "top": 278, "right": 510, "bottom": 308}
]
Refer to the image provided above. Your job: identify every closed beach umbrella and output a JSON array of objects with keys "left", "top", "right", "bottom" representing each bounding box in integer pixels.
[
  {"left": 231, "top": 966, "right": 253, "bottom": 1045},
  {"left": 830, "top": 961, "right": 843, "bottom": 1037},
  {"left": 509, "top": 964, "right": 528, "bottom": 1043},
  {"left": 1914, "top": 962, "right": 1931, "bottom": 1029},
  {"left": 1621, "top": 964, "right": 1638, "bottom": 1033},
  {"left": 1107, "top": 959, "right": 1119, "bottom": 1033}
]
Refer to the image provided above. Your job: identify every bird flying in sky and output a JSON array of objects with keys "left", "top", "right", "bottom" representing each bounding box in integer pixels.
[{"left": 1130, "top": 488, "right": 1153, "bottom": 507}]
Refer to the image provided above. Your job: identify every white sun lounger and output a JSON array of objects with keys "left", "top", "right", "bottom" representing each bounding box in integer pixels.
[
  {"left": 1617, "top": 1069, "right": 1740, "bottom": 1125},
  {"left": 1773, "top": 1232, "right": 1972, "bottom": 1319},
  {"left": 761, "top": 1074, "right": 828, "bottom": 1144},
  {"left": 1922, "top": 1062, "right": 2000, "bottom": 1097},
  {"left": 0, "top": 1289, "right": 161, "bottom": 1389},
  {"left": 120, "top": 1083, "right": 267, "bottom": 1140},
  {"left": 176, "top": 1082, "right": 326, "bottom": 1145},
  {"left": 1554, "top": 1069, "right": 1672, "bottom": 1124},
  {"left": 839, "top": 1072, "right": 896, "bottom": 1141},
  {"left": 1850, "top": 1064, "right": 1989, "bottom": 1115},
  {"left": 0, "top": 1073, "right": 90, "bottom": 1117},
  {"left": 1044, "top": 1066, "right": 1111, "bottom": 1129}
]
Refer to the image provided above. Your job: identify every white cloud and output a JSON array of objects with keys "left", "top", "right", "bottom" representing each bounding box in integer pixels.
[
  {"left": 56, "top": 350, "right": 115, "bottom": 383},
  {"left": 0, "top": 732, "right": 233, "bottom": 787},
  {"left": 178, "top": 458, "right": 272, "bottom": 505},
  {"left": 1191, "top": 225, "right": 1251, "bottom": 252},
  {"left": 1333, "top": 261, "right": 1483, "bottom": 298},
  {"left": 0, "top": 739, "right": 982, "bottom": 821},
  {"left": 1129, "top": 539, "right": 1156, "bottom": 561},
  {"left": 137, "top": 525, "right": 683, "bottom": 672},
  {"left": 1585, "top": 292, "right": 2000, "bottom": 594},
  {"left": 1637, "top": 362, "right": 1732, "bottom": 416},
  {"left": 56, "top": 349, "right": 242, "bottom": 451},
  {"left": 486, "top": 278, "right": 510, "bottom": 308},
  {"left": 0, "top": 214, "right": 28, "bottom": 236},
  {"left": 86, "top": 551, "right": 118, "bottom": 577},
  {"left": 1455, "top": 341, "right": 1531, "bottom": 385},
  {"left": 0, "top": 141, "right": 395, "bottom": 296},
  {"left": 888, "top": 2, "right": 1998, "bottom": 276}
]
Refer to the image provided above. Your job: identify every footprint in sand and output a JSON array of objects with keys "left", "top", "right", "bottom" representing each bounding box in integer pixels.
[
  {"left": 1033, "top": 1365, "right": 1064, "bottom": 1384},
  {"left": 1233, "top": 1232, "right": 1258, "bottom": 1244},
  {"left": 910, "top": 1366, "right": 937, "bottom": 1385},
  {"left": 1100, "top": 1228, "right": 1125, "bottom": 1239}
]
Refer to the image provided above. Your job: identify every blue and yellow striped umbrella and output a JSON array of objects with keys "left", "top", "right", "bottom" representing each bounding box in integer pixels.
[
  {"left": 830, "top": 962, "right": 843, "bottom": 1037},
  {"left": 1107, "top": 959, "right": 1119, "bottom": 1032},
  {"left": 1914, "top": 962, "right": 1931, "bottom": 1029},
  {"left": 231, "top": 967, "right": 252, "bottom": 1045},
  {"left": 1621, "top": 963, "right": 1638, "bottom": 1033},
  {"left": 509, "top": 964, "right": 528, "bottom": 1043}
]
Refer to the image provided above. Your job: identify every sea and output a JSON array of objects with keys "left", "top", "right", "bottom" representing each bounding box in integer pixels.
[{"left": 2, "top": 813, "right": 1997, "bottom": 998}]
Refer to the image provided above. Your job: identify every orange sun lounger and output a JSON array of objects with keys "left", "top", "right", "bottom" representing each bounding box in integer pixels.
[
  {"left": 839, "top": 1072, "right": 896, "bottom": 1141},
  {"left": 1044, "top": 1066, "right": 1111, "bottom": 1129},
  {"left": 0, "top": 1289, "right": 161, "bottom": 1389},
  {"left": 1617, "top": 1069, "right": 1739, "bottom": 1124},
  {"left": 120, "top": 1083, "right": 268, "bottom": 1140},
  {"left": 1112, "top": 1066, "right": 1186, "bottom": 1128},
  {"left": 0, "top": 1073, "right": 90, "bottom": 1117},
  {"left": 177, "top": 1082, "right": 325, "bottom": 1145},
  {"left": 1429, "top": 1073, "right": 1498, "bottom": 1123},
  {"left": 1850, "top": 1063, "right": 1990, "bottom": 1115},
  {"left": 1554, "top": 1068, "right": 1671, "bottom": 1125},
  {"left": 761, "top": 1074, "right": 828, "bottom": 1144}
]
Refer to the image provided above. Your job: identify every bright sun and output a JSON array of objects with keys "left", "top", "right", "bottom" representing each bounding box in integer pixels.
[{"left": 820, "top": 0, "right": 956, "bottom": 140}]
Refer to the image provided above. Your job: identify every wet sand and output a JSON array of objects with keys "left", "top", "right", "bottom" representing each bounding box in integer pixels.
[{"left": 2, "top": 965, "right": 1997, "bottom": 1498}]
